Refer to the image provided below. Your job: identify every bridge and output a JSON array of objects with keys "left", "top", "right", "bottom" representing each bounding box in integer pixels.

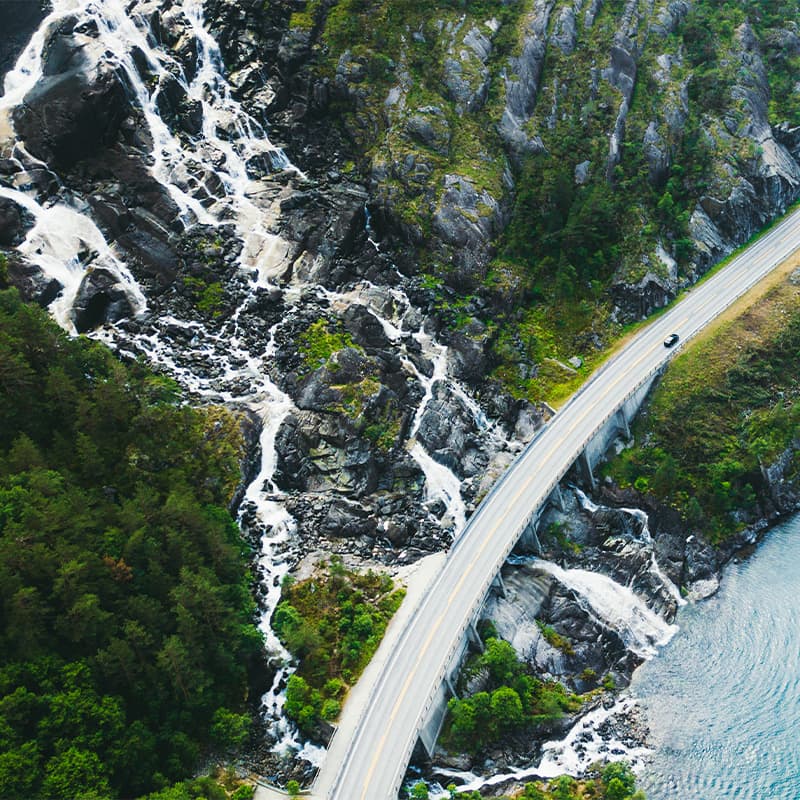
[{"left": 281, "top": 207, "right": 800, "bottom": 800}]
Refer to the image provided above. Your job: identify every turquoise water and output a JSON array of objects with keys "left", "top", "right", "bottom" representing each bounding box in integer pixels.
[{"left": 631, "top": 516, "right": 800, "bottom": 799}]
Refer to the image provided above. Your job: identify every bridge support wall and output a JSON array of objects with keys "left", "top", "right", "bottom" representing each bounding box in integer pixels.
[
  {"left": 417, "top": 631, "right": 471, "bottom": 757},
  {"left": 415, "top": 369, "right": 661, "bottom": 760},
  {"left": 580, "top": 372, "right": 658, "bottom": 480}
]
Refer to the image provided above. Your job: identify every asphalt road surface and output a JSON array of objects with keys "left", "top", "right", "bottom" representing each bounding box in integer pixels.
[{"left": 325, "top": 207, "right": 800, "bottom": 800}]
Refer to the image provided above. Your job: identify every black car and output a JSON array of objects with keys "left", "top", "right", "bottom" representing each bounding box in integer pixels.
[{"left": 663, "top": 333, "right": 679, "bottom": 348}]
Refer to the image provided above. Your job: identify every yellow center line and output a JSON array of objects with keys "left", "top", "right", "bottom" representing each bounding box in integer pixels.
[{"left": 356, "top": 321, "right": 684, "bottom": 799}]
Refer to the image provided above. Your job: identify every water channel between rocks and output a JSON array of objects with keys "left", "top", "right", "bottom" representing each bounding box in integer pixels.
[{"left": 631, "top": 513, "right": 800, "bottom": 800}]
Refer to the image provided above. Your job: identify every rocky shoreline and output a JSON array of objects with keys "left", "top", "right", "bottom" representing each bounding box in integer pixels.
[{"left": 406, "top": 434, "right": 800, "bottom": 792}]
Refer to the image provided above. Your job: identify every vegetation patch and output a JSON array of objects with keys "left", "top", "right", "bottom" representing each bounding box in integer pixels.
[
  {"left": 332, "top": 376, "right": 381, "bottom": 420},
  {"left": 144, "top": 771, "right": 255, "bottom": 800},
  {"left": 536, "top": 621, "right": 575, "bottom": 656},
  {"left": 298, "top": 318, "right": 360, "bottom": 373},
  {"left": 442, "top": 637, "right": 582, "bottom": 754},
  {"left": 182, "top": 276, "right": 226, "bottom": 317},
  {"left": 410, "top": 760, "right": 644, "bottom": 799},
  {"left": 605, "top": 274, "right": 800, "bottom": 541},
  {"left": 273, "top": 556, "right": 405, "bottom": 733},
  {"left": 0, "top": 289, "right": 261, "bottom": 798}
]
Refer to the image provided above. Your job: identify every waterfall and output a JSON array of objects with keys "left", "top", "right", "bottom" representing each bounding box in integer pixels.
[
  {"left": 0, "top": 185, "right": 147, "bottom": 332},
  {"left": 0, "top": 0, "right": 317, "bottom": 767},
  {"left": 530, "top": 559, "right": 677, "bottom": 658},
  {"left": 0, "top": 0, "right": 514, "bottom": 776},
  {"left": 425, "top": 697, "right": 651, "bottom": 798},
  {"left": 574, "top": 488, "right": 685, "bottom": 607}
]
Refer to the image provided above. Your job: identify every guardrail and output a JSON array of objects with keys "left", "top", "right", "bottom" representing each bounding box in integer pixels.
[{"left": 385, "top": 373, "right": 671, "bottom": 798}]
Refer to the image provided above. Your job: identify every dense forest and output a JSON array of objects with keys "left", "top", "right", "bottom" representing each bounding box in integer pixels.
[{"left": 0, "top": 288, "right": 262, "bottom": 798}]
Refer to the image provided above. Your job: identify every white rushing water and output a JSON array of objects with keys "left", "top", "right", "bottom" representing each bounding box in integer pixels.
[
  {"left": 0, "top": 185, "right": 147, "bottom": 332},
  {"left": 1, "top": 0, "right": 491, "bottom": 553},
  {"left": 536, "top": 697, "right": 651, "bottom": 777},
  {"left": 321, "top": 280, "right": 480, "bottom": 535},
  {"left": 426, "top": 697, "right": 651, "bottom": 798},
  {"left": 0, "top": 0, "right": 509, "bottom": 772},
  {"left": 0, "top": 0, "right": 320, "bottom": 765},
  {"left": 531, "top": 560, "right": 677, "bottom": 659},
  {"left": 406, "top": 335, "right": 468, "bottom": 532},
  {"left": 620, "top": 505, "right": 685, "bottom": 607},
  {"left": 574, "top": 488, "right": 685, "bottom": 607}
]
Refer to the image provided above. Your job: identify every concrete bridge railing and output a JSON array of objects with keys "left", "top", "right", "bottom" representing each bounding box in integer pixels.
[{"left": 322, "top": 204, "right": 800, "bottom": 800}]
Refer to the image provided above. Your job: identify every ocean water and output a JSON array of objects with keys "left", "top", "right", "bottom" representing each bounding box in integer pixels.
[{"left": 631, "top": 516, "right": 800, "bottom": 799}]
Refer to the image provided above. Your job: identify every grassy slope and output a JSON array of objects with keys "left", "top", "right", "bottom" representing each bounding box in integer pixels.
[{"left": 605, "top": 269, "right": 800, "bottom": 541}]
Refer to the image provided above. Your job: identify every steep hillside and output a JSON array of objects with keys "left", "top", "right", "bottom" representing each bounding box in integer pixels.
[
  {"left": 206, "top": 0, "right": 800, "bottom": 399},
  {"left": 606, "top": 268, "right": 800, "bottom": 544},
  {"left": 1, "top": 0, "right": 800, "bottom": 794},
  {"left": 0, "top": 289, "right": 262, "bottom": 798}
]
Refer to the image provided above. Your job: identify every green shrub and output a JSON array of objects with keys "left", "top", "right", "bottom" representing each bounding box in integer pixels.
[
  {"left": 298, "top": 319, "right": 359, "bottom": 373},
  {"left": 443, "top": 637, "right": 581, "bottom": 753},
  {"left": 275, "top": 559, "right": 405, "bottom": 731}
]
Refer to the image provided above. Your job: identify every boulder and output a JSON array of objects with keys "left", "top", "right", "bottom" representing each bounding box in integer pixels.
[
  {"left": 442, "top": 327, "right": 488, "bottom": 384},
  {"left": 432, "top": 175, "right": 499, "bottom": 289},
  {"left": 72, "top": 266, "right": 137, "bottom": 332},
  {"left": 341, "top": 303, "right": 392, "bottom": 351},
  {"left": 416, "top": 382, "right": 487, "bottom": 478},
  {"left": 4, "top": 255, "right": 63, "bottom": 306},
  {"left": 643, "top": 120, "right": 670, "bottom": 187},
  {"left": 405, "top": 110, "right": 450, "bottom": 156},
  {"left": 0, "top": 197, "right": 34, "bottom": 246},
  {"left": 13, "top": 19, "right": 131, "bottom": 169}
]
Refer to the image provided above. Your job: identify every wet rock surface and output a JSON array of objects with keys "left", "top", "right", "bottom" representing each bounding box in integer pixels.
[
  {"left": 0, "top": 197, "right": 35, "bottom": 246},
  {"left": 0, "top": 0, "right": 524, "bottom": 574},
  {"left": 415, "top": 456, "right": 800, "bottom": 788}
]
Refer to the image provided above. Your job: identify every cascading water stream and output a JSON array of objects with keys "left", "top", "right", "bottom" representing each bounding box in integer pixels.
[
  {"left": 574, "top": 488, "right": 685, "bottom": 607},
  {"left": 415, "top": 546, "right": 678, "bottom": 798},
  {"left": 0, "top": 0, "right": 514, "bottom": 775},
  {"left": 319, "top": 279, "right": 512, "bottom": 537},
  {"left": 425, "top": 697, "right": 651, "bottom": 799},
  {"left": 529, "top": 559, "right": 677, "bottom": 659},
  {"left": 0, "top": 0, "right": 324, "bottom": 767},
  {"left": 0, "top": 185, "right": 147, "bottom": 331}
]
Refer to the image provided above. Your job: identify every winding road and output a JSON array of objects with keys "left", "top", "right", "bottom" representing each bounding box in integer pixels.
[{"left": 323, "top": 206, "right": 800, "bottom": 800}]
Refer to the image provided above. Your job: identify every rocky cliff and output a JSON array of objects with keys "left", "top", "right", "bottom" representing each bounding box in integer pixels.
[
  {"left": 198, "top": 0, "right": 800, "bottom": 395},
  {"left": 0, "top": 0, "right": 542, "bottom": 571},
  {"left": 5, "top": 0, "right": 800, "bottom": 567},
  {"left": 3, "top": 0, "right": 800, "bottom": 790}
]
